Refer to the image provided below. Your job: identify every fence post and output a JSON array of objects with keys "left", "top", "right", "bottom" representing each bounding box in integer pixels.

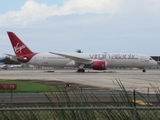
[
  {"left": 80, "top": 87, "right": 83, "bottom": 106},
  {"left": 10, "top": 89, "right": 13, "bottom": 120},
  {"left": 147, "top": 88, "right": 150, "bottom": 120},
  {"left": 133, "top": 89, "right": 137, "bottom": 120}
]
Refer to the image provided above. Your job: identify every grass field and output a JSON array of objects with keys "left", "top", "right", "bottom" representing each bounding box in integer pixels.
[{"left": 0, "top": 80, "right": 59, "bottom": 93}]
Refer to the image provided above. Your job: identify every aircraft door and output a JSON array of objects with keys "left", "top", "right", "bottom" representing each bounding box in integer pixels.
[{"left": 140, "top": 56, "right": 145, "bottom": 66}]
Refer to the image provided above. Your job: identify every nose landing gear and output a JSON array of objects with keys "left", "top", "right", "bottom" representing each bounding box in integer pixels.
[{"left": 142, "top": 69, "right": 146, "bottom": 73}]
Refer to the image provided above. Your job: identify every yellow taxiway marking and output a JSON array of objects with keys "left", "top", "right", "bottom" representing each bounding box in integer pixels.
[
  {"left": 104, "top": 70, "right": 117, "bottom": 73},
  {"left": 132, "top": 100, "right": 152, "bottom": 106}
]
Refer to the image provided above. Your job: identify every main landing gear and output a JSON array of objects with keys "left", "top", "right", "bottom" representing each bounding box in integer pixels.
[
  {"left": 77, "top": 64, "right": 85, "bottom": 73},
  {"left": 77, "top": 68, "right": 85, "bottom": 73},
  {"left": 142, "top": 69, "right": 146, "bottom": 73}
]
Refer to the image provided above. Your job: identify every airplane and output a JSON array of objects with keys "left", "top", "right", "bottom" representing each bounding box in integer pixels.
[
  {"left": 6, "top": 31, "right": 157, "bottom": 73},
  {"left": 0, "top": 57, "right": 7, "bottom": 69},
  {"left": 0, "top": 64, "right": 7, "bottom": 69}
]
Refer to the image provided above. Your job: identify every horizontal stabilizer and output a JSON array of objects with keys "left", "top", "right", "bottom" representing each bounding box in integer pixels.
[{"left": 5, "top": 53, "right": 27, "bottom": 60}]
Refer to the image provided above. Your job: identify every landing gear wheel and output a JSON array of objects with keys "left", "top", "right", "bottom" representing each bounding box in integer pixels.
[
  {"left": 81, "top": 69, "right": 85, "bottom": 72},
  {"left": 142, "top": 69, "right": 146, "bottom": 73},
  {"left": 77, "top": 69, "right": 85, "bottom": 73}
]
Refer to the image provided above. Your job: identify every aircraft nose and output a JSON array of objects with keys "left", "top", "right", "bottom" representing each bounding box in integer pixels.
[{"left": 153, "top": 60, "right": 158, "bottom": 66}]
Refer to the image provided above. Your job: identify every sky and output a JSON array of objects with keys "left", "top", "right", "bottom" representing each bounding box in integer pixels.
[{"left": 0, "top": 0, "right": 160, "bottom": 57}]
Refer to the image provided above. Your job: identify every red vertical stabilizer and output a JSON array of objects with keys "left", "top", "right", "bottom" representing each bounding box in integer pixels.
[{"left": 7, "top": 31, "right": 34, "bottom": 56}]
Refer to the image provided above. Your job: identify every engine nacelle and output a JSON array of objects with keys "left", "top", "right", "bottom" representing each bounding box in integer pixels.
[{"left": 92, "top": 61, "right": 107, "bottom": 70}]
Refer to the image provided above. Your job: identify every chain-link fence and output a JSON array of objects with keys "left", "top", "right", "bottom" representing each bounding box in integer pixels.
[
  {"left": 0, "top": 107, "right": 160, "bottom": 120},
  {"left": 0, "top": 80, "right": 160, "bottom": 120}
]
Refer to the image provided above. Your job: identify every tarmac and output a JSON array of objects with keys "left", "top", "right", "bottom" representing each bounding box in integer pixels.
[{"left": 0, "top": 68, "right": 160, "bottom": 93}]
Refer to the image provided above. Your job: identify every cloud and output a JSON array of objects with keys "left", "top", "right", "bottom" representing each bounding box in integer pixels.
[
  {"left": 58, "top": 0, "right": 120, "bottom": 15},
  {"left": 0, "top": 0, "right": 160, "bottom": 27},
  {"left": 0, "top": 0, "right": 58, "bottom": 26},
  {"left": 0, "top": 0, "right": 121, "bottom": 27}
]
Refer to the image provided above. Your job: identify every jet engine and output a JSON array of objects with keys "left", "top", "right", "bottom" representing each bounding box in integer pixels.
[{"left": 92, "top": 61, "right": 107, "bottom": 70}]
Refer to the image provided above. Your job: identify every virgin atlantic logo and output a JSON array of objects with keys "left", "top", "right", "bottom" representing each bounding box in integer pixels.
[{"left": 14, "top": 43, "right": 26, "bottom": 53}]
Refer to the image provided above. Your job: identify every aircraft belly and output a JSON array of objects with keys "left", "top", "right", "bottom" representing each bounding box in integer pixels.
[{"left": 107, "top": 59, "right": 141, "bottom": 67}]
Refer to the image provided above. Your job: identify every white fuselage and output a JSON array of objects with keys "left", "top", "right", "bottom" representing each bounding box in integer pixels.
[{"left": 11, "top": 53, "right": 157, "bottom": 68}]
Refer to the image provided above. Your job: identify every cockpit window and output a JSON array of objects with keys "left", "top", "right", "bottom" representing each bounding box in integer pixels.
[{"left": 149, "top": 57, "right": 153, "bottom": 60}]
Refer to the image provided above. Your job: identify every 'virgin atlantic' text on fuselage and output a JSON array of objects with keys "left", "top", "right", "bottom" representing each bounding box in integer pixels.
[{"left": 89, "top": 54, "right": 139, "bottom": 60}]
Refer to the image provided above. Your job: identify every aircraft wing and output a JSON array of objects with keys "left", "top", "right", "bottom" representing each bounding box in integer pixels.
[
  {"left": 49, "top": 52, "right": 92, "bottom": 64},
  {"left": 5, "top": 54, "right": 27, "bottom": 60}
]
